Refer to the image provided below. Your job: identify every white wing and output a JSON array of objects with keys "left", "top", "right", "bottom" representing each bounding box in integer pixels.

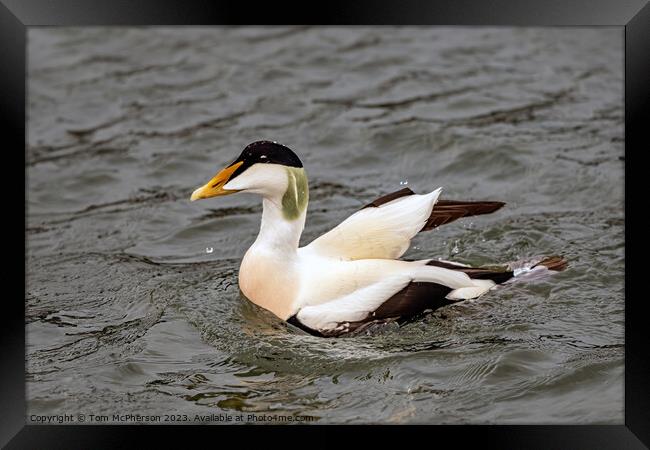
[
  {"left": 302, "top": 188, "right": 442, "bottom": 261},
  {"left": 296, "top": 275, "right": 413, "bottom": 332},
  {"left": 295, "top": 263, "right": 496, "bottom": 333}
]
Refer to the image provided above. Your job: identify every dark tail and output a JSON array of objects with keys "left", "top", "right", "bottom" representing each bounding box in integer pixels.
[
  {"left": 532, "top": 255, "right": 568, "bottom": 272},
  {"left": 427, "top": 254, "right": 568, "bottom": 285},
  {"left": 504, "top": 255, "right": 568, "bottom": 283}
]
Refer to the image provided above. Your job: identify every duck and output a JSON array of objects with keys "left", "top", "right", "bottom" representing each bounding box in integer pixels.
[{"left": 190, "top": 140, "right": 567, "bottom": 337}]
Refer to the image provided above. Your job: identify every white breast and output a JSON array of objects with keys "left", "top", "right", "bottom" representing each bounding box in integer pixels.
[{"left": 239, "top": 247, "right": 300, "bottom": 320}]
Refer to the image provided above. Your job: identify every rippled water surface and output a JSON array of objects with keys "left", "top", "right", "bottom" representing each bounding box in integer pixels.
[{"left": 27, "top": 27, "right": 624, "bottom": 424}]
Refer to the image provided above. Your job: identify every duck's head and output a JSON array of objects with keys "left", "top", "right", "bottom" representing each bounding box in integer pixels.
[{"left": 190, "top": 140, "right": 308, "bottom": 218}]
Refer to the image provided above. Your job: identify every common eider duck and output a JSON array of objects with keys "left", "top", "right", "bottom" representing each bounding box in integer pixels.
[{"left": 190, "top": 141, "right": 567, "bottom": 337}]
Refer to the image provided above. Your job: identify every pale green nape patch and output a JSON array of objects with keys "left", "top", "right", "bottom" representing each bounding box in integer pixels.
[{"left": 281, "top": 167, "right": 309, "bottom": 220}]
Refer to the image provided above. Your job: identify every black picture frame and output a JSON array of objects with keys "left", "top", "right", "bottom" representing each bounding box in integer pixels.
[{"left": 4, "top": 0, "right": 647, "bottom": 447}]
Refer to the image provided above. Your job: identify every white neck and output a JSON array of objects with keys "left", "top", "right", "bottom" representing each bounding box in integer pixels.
[{"left": 252, "top": 196, "right": 306, "bottom": 256}]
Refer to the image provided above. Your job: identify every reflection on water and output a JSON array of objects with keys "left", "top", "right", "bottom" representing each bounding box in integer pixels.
[{"left": 27, "top": 27, "right": 623, "bottom": 424}]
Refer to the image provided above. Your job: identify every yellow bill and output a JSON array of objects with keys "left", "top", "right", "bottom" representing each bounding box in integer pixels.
[{"left": 190, "top": 161, "right": 244, "bottom": 201}]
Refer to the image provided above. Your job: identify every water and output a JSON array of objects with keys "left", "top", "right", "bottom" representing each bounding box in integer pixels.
[{"left": 26, "top": 27, "right": 624, "bottom": 424}]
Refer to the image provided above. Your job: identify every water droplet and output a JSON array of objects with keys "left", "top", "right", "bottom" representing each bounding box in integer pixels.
[
  {"left": 206, "top": 247, "right": 214, "bottom": 254},
  {"left": 399, "top": 180, "right": 408, "bottom": 186},
  {"left": 451, "top": 240, "right": 460, "bottom": 254}
]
